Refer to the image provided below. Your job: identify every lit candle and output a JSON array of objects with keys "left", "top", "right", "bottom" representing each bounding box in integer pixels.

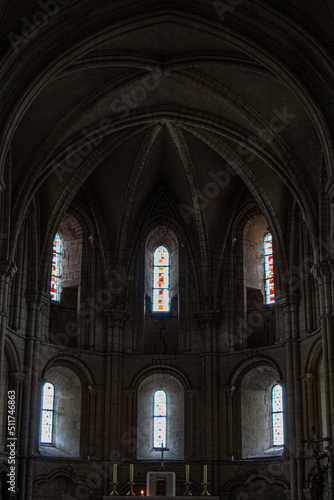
[
  {"left": 140, "top": 490, "right": 145, "bottom": 496},
  {"left": 203, "top": 465, "right": 207, "bottom": 484},
  {"left": 130, "top": 463, "right": 134, "bottom": 483},
  {"left": 186, "top": 464, "right": 190, "bottom": 483},
  {"left": 113, "top": 463, "right": 117, "bottom": 483}
]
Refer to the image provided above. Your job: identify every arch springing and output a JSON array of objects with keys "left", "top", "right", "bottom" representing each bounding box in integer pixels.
[
  {"left": 50, "top": 233, "right": 62, "bottom": 301},
  {"left": 153, "top": 389, "right": 167, "bottom": 448},
  {"left": 41, "top": 382, "right": 55, "bottom": 444},
  {"left": 264, "top": 233, "right": 275, "bottom": 304},
  {"left": 152, "top": 245, "right": 170, "bottom": 312}
]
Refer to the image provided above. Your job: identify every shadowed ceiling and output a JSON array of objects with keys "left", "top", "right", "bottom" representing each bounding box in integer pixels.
[{"left": 1, "top": 0, "right": 334, "bottom": 270}]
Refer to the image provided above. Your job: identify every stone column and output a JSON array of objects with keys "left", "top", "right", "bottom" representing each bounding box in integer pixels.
[
  {"left": 103, "top": 309, "right": 128, "bottom": 496},
  {"left": 195, "top": 310, "right": 220, "bottom": 495},
  {"left": 0, "top": 261, "right": 17, "bottom": 446},
  {"left": 9, "top": 371, "right": 25, "bottom": 443},
  {"left": 224, "top": 385, "right": 236, "bottom": 460},
  {"left": 18, "top": 292, "right": 48, "bottom": 500},
  {"left": 311, "top": 263, "right": 334, "bottom": 500},
  {"left": 278, "top": 294, "right": 298, "bottom": 500}
]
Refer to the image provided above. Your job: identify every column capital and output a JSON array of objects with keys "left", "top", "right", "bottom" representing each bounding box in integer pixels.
[
  {"left": 25, "top": 291, "right": 50, "bottom": 310},
  {"left": 103, "top": 308, "right": 129, "bottom": 328},
  {"left": 10, "top": 372, "right": 25, "bottom": 385},
  {"left": 275, "top": 293, "right": 300, "bottom": 308},
  {"left": 0, "top": 260, "right": 17, "bottom": 280},
  {"left": 325, "top": 176, "right": 334, "bottom": 202},
  {"left": 311, "top": 262, "right": 333, "bottom": 283},
  {"left": 194, "top": 310, "right": 221, "bottom": 329}
]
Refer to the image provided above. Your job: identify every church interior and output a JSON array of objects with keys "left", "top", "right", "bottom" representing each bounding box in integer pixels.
[{"left": 1, "top": 0, "right": 334, "bottom": 498}]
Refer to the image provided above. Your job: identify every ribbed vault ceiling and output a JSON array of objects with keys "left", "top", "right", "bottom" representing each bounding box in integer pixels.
[{"left": 1, "top": 0, "right": 334, "bottom": 266}]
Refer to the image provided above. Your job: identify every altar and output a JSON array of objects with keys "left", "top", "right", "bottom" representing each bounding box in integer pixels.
[
  {"left": 103, "top": 497, "right": 220, "bottom": 500},
  {"left": 103, "top": 447, "right": 219, "bottom": 499}
]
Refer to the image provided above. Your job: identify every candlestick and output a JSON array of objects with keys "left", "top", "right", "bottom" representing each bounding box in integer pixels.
[
  {"left": 110, "top": 483, "right": 119, "bottom": 496},
  {"left": 203, "top": 465, "right": 207, "bottom": 484},
  {"left": 130, "top": 464, "right": 134, "bottom": 483},
  {"left": 113, "top": 464, "right": 117, "bottom": 483},
  {"left": 183, "top": 464, "right": 192, "bottom": 496},
  {"left": 126, "top": 482, "right": 136, "bottom": 496}
]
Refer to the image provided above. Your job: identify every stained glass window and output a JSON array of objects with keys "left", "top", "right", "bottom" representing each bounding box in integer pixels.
[
  {"left": 152, "top": 246, "right": 170, "bottom": 312},
  {"left": 41, "top": 382, "right": 55, "bottom": 444},
  {"left": 50, "top": 233, "right": 62, "bottom": 302},
  {"left": 264, "top": 233, "right": 275, "bottom": 304},
  {"left": 153, "top": 390, "right": 167, "bottom": 448},
  {"left": 272, "top": 384, "right": 284, "bottom": 446}
]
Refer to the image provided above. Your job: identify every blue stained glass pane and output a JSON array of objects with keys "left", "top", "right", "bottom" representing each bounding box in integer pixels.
[
  {"left": 153, "top": 390, "right": 167, "bottom": 448},
  {"left": 153, "top": 289, "right": 169, "bottom": 312},
  {"left": 152, "top": 246, "right": 170, "bottom": 312},
  {"left": 272, "top": 384, "right": 284, "bottom": 445},
  {"left": 264, "top": 233, "right": 275, "bottom": 304},
  {"left": 154, "top": 417, "right": 166, "bottom": 448},
  {"left": 154, "top": 390, "right": 166, "bottom": 416},
  {"left": 41, "top": 382, "right": 54, "bottom": 444},
  {"left": 42, "top": 383, "right": 54, "bottom": 410},
  {"left": 41, "top": 410, "right": 53, "bottom": 444},
  {"left": 50, "top": 233, "right": 61, "bottom": 302},
  {"left": 154, "top": 246, "right": 169, "bottom": 266},
  {"left": 153, "top": 267, "right": 169, "bottom": 289}
]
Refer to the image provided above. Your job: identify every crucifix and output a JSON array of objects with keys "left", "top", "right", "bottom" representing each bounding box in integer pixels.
[
  {"left": 156, "top": 443, "right": 169, "bottom": 470},
  {"left": 302, "top": 426, "right": 330, "bottom": 451}
]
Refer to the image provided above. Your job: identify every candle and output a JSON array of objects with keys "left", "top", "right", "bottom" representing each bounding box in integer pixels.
[
  {"left": 203, "top": 465, "right": 207, "bottom": 483},
  {"left": 140, "top": 490, "right": 145, "bottom": 496},
  {"left": 130, "top": 463, "right": 134, "bottom": 483},
  {"left": 186, "top": 464, "right": 190, "bottom": 483},
  {"left": 113, "top": 463, "right": 117, "bottom": 483}
]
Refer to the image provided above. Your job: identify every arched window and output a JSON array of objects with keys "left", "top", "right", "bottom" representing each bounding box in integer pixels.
[
  {"left": 272, "top": 384, "right": 284, "bottom": 446},
  {"left": 50, "top": 233, "right": 62, "bottom": 302},
  {"left": 264, "top": 233, "right": 275, "bottom": 304},
  {"left": 41, "top": 382, "right": 55, "bottom": 444},
  {"left": 153, "top": 390, "right": 167, "bottom": 448},
  {"left": 152, "top": 245, "right": 170, "bottom": 312}
]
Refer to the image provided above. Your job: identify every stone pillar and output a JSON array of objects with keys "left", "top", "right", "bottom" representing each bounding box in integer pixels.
[
  {"left": 302, "top": 374, "right": 318, "bottom": 447},
  {"left": 87, "top": 384, "right": 103, "bottom": 460},
  {"left": 224, "top": 385, "right": 236, "bottom": 460},
  {"left": 9, "top": 371, "right": 25, "bottom": 443},
  {"left": 311, "top": 263, "right": 334, "bottom": 500},
  {"left": 18, "top": 292, "right": 48, "bottom": 500},
  {"left": 195, "top": 310, "right": 220, "bottom": 495},
  {"left": 0, "top": 261, "right": 17, "bottom": 446},
  {"left": 278, "top": 295, "right": 298, "bottom": 500},
  {"left": 103, "top": 309, "right": 128, "bottom": 496}
]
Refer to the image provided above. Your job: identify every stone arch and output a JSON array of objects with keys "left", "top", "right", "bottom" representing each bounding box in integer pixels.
[
  {"left": 40, "top": 356, "right": 95, "bottom": 458},
  {"left": 33, "top": 468, "right": 94, "bottom": 500},
  {"left": 132, "top": 366, "right": 191, "bottom": 461},
  {"left": 230, "top": 356, "right": 283, "bottom": 459},
  {"left": 225, "top": 468, "right": 290, "bottom": 500}
]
